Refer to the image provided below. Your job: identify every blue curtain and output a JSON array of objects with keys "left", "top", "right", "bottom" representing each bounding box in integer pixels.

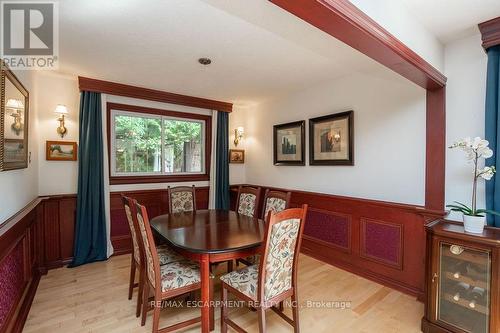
[
  {"left": 485, "top": 45, "right": 500, "bottom": 227},
  {"left": 69, "top": 91, "right": 108, "bottom": 267},
  {"left": 215, "top": 112, "right": 230, "bottom": 209}
]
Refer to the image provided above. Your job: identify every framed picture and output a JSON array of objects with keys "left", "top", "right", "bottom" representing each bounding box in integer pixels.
[
  {"left": 229, "top": 149, "right": 245, "bottom": 163},
  {"left": 46, "top": 141, "right": 78, "bottom": 161},
  {"left": 309, "top": 111, "right": 354, "bottom": 165},
  {"left": 1, "top": 60, "right": 30, "bottom": 171},
  {"left": 273, "top": 120, "right": 305, "bottom": 166}
]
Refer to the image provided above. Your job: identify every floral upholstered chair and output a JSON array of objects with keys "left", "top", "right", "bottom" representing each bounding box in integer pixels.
[
  {"left": 261, "top": 189, "right": 291, "bottom": 220},
  {"left": 220, "top": 205, "right": 308, "bottom": 333},
  {"left": 122, "top": 196, "right": 184, "bottom": 318},
  {"left": 168, "top": 185, "right": 196, "bottom": 213},
  {"left": 235, "top": 186, "right": 262, "bottom": 218},
  {"left": 135, "top": 201, "right": 208, "bottom": 332},
  {"left": 238, "top": 189, "right": 292, "bottom": 267}
]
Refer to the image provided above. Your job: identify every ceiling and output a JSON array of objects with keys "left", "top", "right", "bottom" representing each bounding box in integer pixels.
[
  {"left": 57, "top": 0, "right": 385, "bottom": 105},
  {"left": 398, "top": 0, "right": 500, "bottom": 43}
]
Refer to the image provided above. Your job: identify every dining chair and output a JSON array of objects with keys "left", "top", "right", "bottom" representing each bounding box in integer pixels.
[
  {"left": 136, "top": 201, "right": 208, "bottom": 332},
  {"left": 235, "top": 186, "right": 262, "bottom": 218},
  {"left": 122, "top": 196, "right": 184, "bottom": 318},
  {"left": 237, "top": 189, "right": 292, "bottom": 267},
  {"left": 167, "top": 185, "right": 196, "bottom": 213},
  {"left": 220, "top": 205, "right": 308, "bottom": 333}
]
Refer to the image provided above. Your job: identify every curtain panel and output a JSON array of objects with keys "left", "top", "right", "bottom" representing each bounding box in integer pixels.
[
  {"left": 215, "top": 112, "right": 230, "bottom": 209},
  {"left": 485, "top": 45, "right": 500, "bottom": 227},
  {"left": 69, "top": 91, "right": 108, "bottom": 267}
]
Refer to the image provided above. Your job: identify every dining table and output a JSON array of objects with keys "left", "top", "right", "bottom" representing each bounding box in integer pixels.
[{"left": 150, "top": 209, "right": 265, "bottom": 333}]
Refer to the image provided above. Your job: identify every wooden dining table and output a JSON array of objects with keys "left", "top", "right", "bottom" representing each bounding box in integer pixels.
[{"left": 150, "top": 209, "right": 265, "bottom": 333}]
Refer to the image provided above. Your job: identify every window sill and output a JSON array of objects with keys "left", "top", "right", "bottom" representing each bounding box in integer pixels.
[{"left": 109, "top": 174, "right": 209, "bottom": 185}]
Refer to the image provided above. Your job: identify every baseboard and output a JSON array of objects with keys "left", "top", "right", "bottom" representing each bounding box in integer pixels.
[
  {"left": 111, "top": 235, "right": 132, "bottom": 256},
  {"left": 301, "top": 238, "right": 425, "bottom": 301}
]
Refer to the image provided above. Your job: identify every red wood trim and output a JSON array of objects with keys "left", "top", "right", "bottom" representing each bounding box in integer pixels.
[
  {"left": 106, "top": 102, "right": 212, "bottom": 185},
  {"left": 268, "top": 0, "right": 446, "bottom": 90},
  {"left": 425, "top": 87, "right": 446, "bottom": 211},
  {"left": 479, "top": 17, "right": 500, "bottom": 50},
  {"left": 78, "top": 76, "right": 232, "bottom": 112}
]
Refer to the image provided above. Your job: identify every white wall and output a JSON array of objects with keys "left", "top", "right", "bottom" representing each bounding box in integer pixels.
[
  {"left": 229, "top": 104, "right": 250, "bottom": 185},
  {"left": 0, "top": 70, "right": 39, "bottom": 223},
  {"left": 350, "top": 0, "right": 444, "bottom": 71},
  {"left": 243, "top": 69, "right": 427, "bottom": 205},
  {"left": 36, "top": 72, "right": 80, "bottom": 196},
  {"left": 444, "top": 33, "right": 488, "bottom": 220}
]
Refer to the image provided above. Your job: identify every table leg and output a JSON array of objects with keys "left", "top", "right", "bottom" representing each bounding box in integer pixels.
[{"left": 201, "top": 254, "right": 210, "bottom": 333}]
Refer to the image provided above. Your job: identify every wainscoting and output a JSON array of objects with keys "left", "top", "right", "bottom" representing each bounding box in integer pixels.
[{"left": 230, "top": 184, "right": 443, "bottom": 300}]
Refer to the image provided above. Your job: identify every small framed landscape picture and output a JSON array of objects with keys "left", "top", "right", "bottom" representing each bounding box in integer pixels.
[
  {"left": 229, "top": 149, "right": 245, "bottom": 163},
  {"left": 46, "top": 141, "right": 78, "bottom": 161},
  {"left": 273, "top": 120, "right": 305, "bottom": 166},
  {"left": 309, "top": 111, "right": 354, "bottom": 165}
]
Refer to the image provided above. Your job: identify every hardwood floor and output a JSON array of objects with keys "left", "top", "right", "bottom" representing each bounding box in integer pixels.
[{"left": 24, "top": 254, "right": 423, "bottom": 332}]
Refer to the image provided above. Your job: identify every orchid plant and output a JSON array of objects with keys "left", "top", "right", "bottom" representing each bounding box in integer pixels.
[{"left": 447, "top": 137, "right": 500, "bottom": 217}]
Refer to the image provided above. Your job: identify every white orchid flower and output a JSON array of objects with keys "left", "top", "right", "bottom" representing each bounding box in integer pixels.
[
  {"left": 478, "top": 147, "right": 493, "bottom": 159},
  {"left": 478, "top": 166, "right": 496, "bottom": 180}
]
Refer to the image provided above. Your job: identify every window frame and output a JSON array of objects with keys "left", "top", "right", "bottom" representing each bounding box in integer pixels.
[{"left": 106, "top": 102, "right": 211, "bottom": 185}]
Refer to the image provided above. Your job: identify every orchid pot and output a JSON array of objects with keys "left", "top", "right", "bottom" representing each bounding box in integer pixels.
[{"left": 447, "top": 137, "right": 500, "bottom": 234}]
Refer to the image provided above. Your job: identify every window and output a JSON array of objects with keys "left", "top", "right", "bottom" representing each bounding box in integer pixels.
[{"left": 108, "top": 104, "right": 211, "bottom": 184}]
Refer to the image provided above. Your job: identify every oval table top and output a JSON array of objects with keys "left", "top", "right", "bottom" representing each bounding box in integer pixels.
[{"left": 150, "top": 209, "right": 265, "bottom": 254}]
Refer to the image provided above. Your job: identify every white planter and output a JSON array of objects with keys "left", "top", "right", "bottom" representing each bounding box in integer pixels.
[{"left": 462, "top": 215, "right": 486, "bottom": 234}]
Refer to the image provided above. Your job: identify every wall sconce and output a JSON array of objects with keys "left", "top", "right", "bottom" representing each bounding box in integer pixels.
[
  {"left": 6, "top": 99, "right": 24, "bottom": 136},
  {"left": 234, "top": 126, "right": 244, "bottom": 146},
  {"left": 54, "top": 104, "right": 68, "bottom": 138}
]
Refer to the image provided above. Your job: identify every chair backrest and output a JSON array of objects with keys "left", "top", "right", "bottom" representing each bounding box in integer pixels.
[
  {"left": 122, "top": 196, "right": 143, "bottom": 265},
  {"left": 135, "top": 202, "right": 161, "bottom": 289},
  {"left": 235, "top": 186, "right": 262, "bottom": 217},
  {"left": 261, "top": 189, "right": 292, "bottom": 220},
  {"left": 258, "top": 205, "right": 308, "bottom": 303},
  {"left": 168, "top": 185, "right": 197, "bottom": 213}
]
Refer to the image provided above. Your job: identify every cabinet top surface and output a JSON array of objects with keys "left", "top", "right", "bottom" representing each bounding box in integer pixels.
[{"left": 427, "top": 220, "right": 500, "bottom": 246}]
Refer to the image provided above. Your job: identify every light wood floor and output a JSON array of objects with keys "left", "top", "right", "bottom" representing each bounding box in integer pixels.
[{"left": 24, "top": 254, "right": 423, "bottom": 333}]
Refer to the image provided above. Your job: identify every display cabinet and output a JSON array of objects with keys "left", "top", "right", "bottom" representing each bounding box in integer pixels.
[{"left": 422, "top": 220, "right": 500, "bottom": 333}]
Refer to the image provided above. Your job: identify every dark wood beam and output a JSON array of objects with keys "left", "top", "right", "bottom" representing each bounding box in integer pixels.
[
  {"left": 78, "top": 76, "right": 233, "bottom": 113},
  {"left": 269, "top": 0, "right": 446, "bottom": 90},
  {"left": 479, "top": 17, "right": 500, "bottom": 50}
]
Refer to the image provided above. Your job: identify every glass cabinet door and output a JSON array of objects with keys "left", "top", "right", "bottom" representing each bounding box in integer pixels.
[{"left": 437, "top": 242, "right": 491, "bottom": 333}]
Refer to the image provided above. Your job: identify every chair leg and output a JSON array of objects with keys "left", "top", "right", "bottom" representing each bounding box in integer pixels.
[
  {"left": 220, "top": 286, "right": 228, "bottom": 333},
  {"left": 210, "top": 277, "right": 214, "bottom": 331},
  {"left": 257, "top": 307, "right": 266, "bottom": 333},
  {"left": 128, "top": 257, "right": 136, "bottom": 300},
  {"left": 291, "top": 292, "right": 300, "bottom": 333},
  {"left": 141, "top": 282, "right": 150, "bottom": 326},
  {"left": 227, "top": 260, "right": 233, "bottom": 272},
  {"left": 152, "top": 296, "right": 161, "bottom": 333},
  {"left": 136, "top": 266, "right": 144, "bottom": 317},
  {"left": 278, "top": 301, "right": 284, "bottom": 312}
]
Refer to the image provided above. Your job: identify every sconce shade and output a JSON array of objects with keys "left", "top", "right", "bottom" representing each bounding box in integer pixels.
[
  {"left": 54, "top": 104, "right": 69, "bottom": 114},
  {"left": 6, "top": 99, "right": 24, "bottom": 110}
]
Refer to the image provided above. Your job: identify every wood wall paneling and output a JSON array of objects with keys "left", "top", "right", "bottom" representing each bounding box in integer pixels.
[{"left": 231, "top": 184, "right": 428, "bottom": 300}]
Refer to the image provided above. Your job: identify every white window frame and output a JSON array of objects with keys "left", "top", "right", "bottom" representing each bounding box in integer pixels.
[{"left": 110, "top": 109, "right": 206, "bottom": 177}]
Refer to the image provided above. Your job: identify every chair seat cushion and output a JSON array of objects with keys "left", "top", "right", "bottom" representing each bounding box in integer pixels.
[
  {"left": 160, "top": 260, "right": 201, "bottom": 292},
  {"left": 157, "top": 245, "right": 184, "bottom": 266},
  {"left": 220, "top": 265, "right": 259, "bottom": 300}
]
